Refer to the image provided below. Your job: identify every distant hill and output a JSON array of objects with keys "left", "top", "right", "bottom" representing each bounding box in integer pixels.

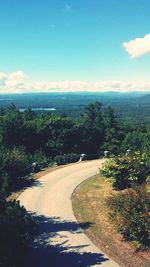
[
  {"left": 0, "top": 92, "right": 150, "bottom": 122},
  {"left": 138, "top": 94, "right": 150, "bottom": 101}
]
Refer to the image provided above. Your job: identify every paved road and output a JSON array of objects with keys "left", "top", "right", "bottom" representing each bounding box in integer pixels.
[{"left": 18, "top": 160, "right": 120, "bottom": 267}]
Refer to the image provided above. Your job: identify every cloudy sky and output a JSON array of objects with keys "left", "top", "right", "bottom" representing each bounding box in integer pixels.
[{"left": 0, "top": 0, "right": 150, "bottom": 93}]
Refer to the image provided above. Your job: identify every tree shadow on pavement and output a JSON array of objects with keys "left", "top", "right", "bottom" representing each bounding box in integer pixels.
[
  {"left": 36, "top": 215, "right": 94, "bottom": 234},
  {"left": 12, "top": 177, "right": 43, "bottom": 194},
  {"left": 23, "top": 214, "right": 109, "bottom": 267}
]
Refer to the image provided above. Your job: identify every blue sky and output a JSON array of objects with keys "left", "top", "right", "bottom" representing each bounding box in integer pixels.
[{"left": 0, "top": 0, "right": 150, "bottom": 92}]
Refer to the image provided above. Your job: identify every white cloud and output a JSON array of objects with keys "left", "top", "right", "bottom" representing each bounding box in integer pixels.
[
  {"left": 0, "top": 71, "right": 27, "bottom": 93},
  {"left": 28, "top": 80, "right": 150, "bottom": 93},
  {"left": 123, "top": 34, "right": 150, "bottom": 58},
  {"left": 1, "top": 71, "right": 150, "bottom": 93},
  {"left": 6, "top": 71, "right": 26, "bottom": 87},
  {"left": 0, "top": 72, "right": 7, "bottom": 86}
]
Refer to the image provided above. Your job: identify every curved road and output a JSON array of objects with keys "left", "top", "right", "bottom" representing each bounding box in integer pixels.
[{"left": 19, "top": 160, "right": 120, "bottom": 267}]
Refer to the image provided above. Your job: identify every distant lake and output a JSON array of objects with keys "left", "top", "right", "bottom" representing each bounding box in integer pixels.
[
  {"left": 19, "top": 107, "right": 56, "bottom": 112},
  {"left": 0, "top": 99, "right": 12, "bottom": 101}
]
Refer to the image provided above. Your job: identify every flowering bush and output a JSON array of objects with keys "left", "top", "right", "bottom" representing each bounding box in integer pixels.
[
  {"left": 102, "top": 152, "right": 149, "bottom": 189},
  {"left": 106, "top": 188, "right": 150, "bottom": 248}
]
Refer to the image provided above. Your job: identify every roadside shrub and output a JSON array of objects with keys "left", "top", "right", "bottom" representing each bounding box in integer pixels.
[
  {"left": 0, "top": 198, "right": 36, "bottom": 266},
  {"left": 55, "top": 153, "right": 80, "bottom": 165},
  {"left": 0, "top": 147, "right": 29, "bottom": 195},
  {"left": 0, "top": 174, "right": 10, "bottom": 196},
  {"left": 0, "top": 146, "right": 28, "bottom": 176},
  {"left": 106, "top": 188, "right": 150, "bottom": 248},
  {"left": 29, "top": 150, "right": 52, "bottom": 168},
  {"left": 102, "top": 152, "right": 149, "bottom": 189}
]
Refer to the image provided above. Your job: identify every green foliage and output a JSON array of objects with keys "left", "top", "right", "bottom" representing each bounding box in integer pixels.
[
  {"left": 0, "top": 147, "right": 28, "bottom": 175},
  {"left": 55, "top": 153, "right": 80, "bottom": 165},
  {"left": 121, "top": 128, "right": 146, "bottom": 152},
  {"left": 0, "top": 104, "right": 24, "bottom": 148},
  {"left": 79, "top": 102, "right": 104, "bottom": 154},
  {"left": 102, "top": 153, "right": 149, "bottom": 189},
  {"left": 29, "top": 150, "right": 52, "bottom": 168},
  {"left": 0, "top": 147, "right": 29, "bottom": 195},
  {"left": 102, "top": 106, "right": 122, "bottom": 154},
  {"left": 43, "top": 116, "right": 78, "bottom": 156},
  {"left": 0, "top": 174, "right": 10, "bottom": 196},
  {"left": 106, "top": 188, "right": 150, "bottom": 248},
  {"left": 23, "top": 107, "right": 35, "bottom": 120},
  {"left": 0, "top": 102, "right": 123, "bottom": 161},
  {"left": 0, "top": 198, "right": 36, "bottom": 266},
  {"left": 1, "top": 102, "right": 150, "bottom": 194},
  {"left": 83, "top": 101, "right": 103, "bottom": 129}
]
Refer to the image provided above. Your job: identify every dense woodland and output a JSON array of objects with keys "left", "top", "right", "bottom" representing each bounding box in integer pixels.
[
  {"left": 0, "top": 100, "right": 145, "bottom": 195},
  {"left": 1, "top": 92, "right": 150, "bottom": 122},
  {"left": 1, "top": 100, "right": 150, "bottom": 196},
  {"left": 0, "top": 100, "right": 150, "bottom": 266}
]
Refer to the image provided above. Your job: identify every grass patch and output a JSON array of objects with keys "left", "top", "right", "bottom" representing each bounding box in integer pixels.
[{"left": 72, "top": 175, "right": 150, "bottom": 267}]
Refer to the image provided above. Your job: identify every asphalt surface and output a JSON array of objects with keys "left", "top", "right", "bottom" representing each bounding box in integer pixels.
[{"left": 18, "top": 160, "right": 120, "bottom": 267}]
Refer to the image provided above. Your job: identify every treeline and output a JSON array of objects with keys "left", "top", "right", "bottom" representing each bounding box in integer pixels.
[
  {"left": 1, "top": 101, "right": 150, "bottom": 195},
  {"left": 0, "top": 102, "right": 120, "bottom": 195}
]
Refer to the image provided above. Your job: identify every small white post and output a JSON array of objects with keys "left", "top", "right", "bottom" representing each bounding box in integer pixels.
[
  {"left": 125, "top": 149, "right": 131, "bottom": 156},
  {"left": 79, "top": 153, "right": 86, "bottom": 162},
  {"left": 104, "top": 150, "right": 109, "bottom": 158}
]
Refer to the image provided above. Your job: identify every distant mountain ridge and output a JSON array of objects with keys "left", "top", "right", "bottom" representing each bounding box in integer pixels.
[{"left": 0, "top": 91, "right": 150, "bottom": 122}]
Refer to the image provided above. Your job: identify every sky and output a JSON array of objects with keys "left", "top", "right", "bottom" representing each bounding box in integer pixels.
[{"left": 0, "top": 0, "right": 150, "bottom": 93}]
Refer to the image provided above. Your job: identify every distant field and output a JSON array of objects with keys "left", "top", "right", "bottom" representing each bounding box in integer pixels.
[{"left": 0, "top": 92, "right": 150, "bottom": 122}]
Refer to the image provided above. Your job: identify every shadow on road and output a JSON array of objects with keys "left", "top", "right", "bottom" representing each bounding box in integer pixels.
[
  {"left": 12, "top": 177, "right": 42, "bottom": 193},
  {"left": 23, "top": 215, "right": 109, "bottom": 267}
]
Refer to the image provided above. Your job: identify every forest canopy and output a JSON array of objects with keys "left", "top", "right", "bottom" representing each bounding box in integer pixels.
[{"left": 0, "top": 101, "right": 149, "bottom": 195}]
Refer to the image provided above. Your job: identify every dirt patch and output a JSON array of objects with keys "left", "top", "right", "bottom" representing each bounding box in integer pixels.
[{"left": 72, "top": 175, "right": 150, "bottom": 267}]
